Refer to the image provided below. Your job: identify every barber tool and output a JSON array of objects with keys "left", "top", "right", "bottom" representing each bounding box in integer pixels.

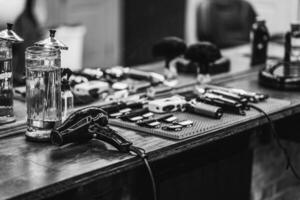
[
  {"left": 126, "top": 68, "right": 165, "bottom": 85},
  {"left": 162, "top": 124, "right": 183, "bottom": 131},
  {"left": 204, "top": 88, "right": 249, "bottom": 109},
  {"left": 69, "top": 74, "right": 89, "bottom": 87},
  {"left": 0, "top": 23, "right": 23, "bottom": 125},
  {"left": 119, "top": 108, "right": 132, "bottom": 114},
  {"left": 228, "top": 88, "right": 268, "bottom": 102},
  {"left": 158, "top": 114, "right": 178, "bottom": 123},
  {"left": 185, "top": 42, "right": 221, "bottom": 84},
  {"left": 128, "top": 82, "right": 152, "bottom": 94},
  {"left": 109, "top": 108, "right": 132, "bottom": 119},
  {"left": 120, "top": 108, "right": 150, "bottom": 122},
  {"left": 137, "top": 118, "right": 161, "bottom": 129},
  {"left": 136, "top": 114, "right": 177, "bottom": 128},
  {"left": 186, "top": 101, "right": 223, "bottom": 119},
  {"left": 204, "top": 85, "right": 268, "bottom": 103},
  {"left": 105, "top": 90, "right": 129, "bottom": 102},
  {"left": 146, "top": 85, "right": 174, "bottom": 99},
  {"left": 50, "top": 107, "right": 158, "bottom": 200},
  {"left": 73, "top": 80, "right": 110, "bottom": 98},
  {"left": 175, "top": 120, "right": 194, "bottom": 128},
  {"left": 148, "top": 96, "right": 186, "bottom": 113},
  {"left": 126, "top": 68, "right": 157, "bottom": 81},
  {"left": 112, "top": 82, "right": 128, "bottom": 90},
  {"left": 100, "top": 102, "right": 124, "bottom": 114},
  {"left": 101, "top": 101, "right": 144, "bottom": 118},
  {"left": 109, "top": 112, "right": 123, "bottom": 119},
  {"left": 142, "top": 112, "right": 154, "bottom": 118},
  {"left": 104, "top": 66, "right": 165, "bottom": 85},
  {"left": 251, "top": 18, "right": 270, "bottom": 66},
  {"left": 152, "top": 36, "right": 187, "bottom": 80},
  {"left": 137, "top": 114, "right": 179, "bottom": 129},
  {"left": 195, "top": 87, "right": 245, "bottom": 115},
  {"left": 103, "top": 66, "right": 125, "bottom": 80},
  {"left": 81, "top": 68, "right": 104, "bottom": 80}
]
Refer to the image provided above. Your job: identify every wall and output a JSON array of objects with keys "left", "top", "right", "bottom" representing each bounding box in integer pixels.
[
  {"left": 247, "top": 0, "right": 299, "bottom": 34},
  {"left": 46, "top": 0, "right": 122, "bottom": 69}
]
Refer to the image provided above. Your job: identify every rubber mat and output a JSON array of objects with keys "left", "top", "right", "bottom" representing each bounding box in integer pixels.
[{"left": 109, "top": 98, "right": 291, "bottom": 140}]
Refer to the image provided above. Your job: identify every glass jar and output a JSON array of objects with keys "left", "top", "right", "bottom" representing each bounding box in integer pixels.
[
  {"left": 25, "top": 46, "right": 62, "bottom": 142},
  {"left": 0, "top": 40, "right": 14, "bottom": 124}
]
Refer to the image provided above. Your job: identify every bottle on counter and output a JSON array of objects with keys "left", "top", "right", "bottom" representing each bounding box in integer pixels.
[
  {"left": 0, "top": 23, "right": 23, "bottom": 125},
  {"left": 25, "top": 30, "right": 68, "bottom": 142},
  {"left": 284, "top": 22, "right": 300, "bottom": 77},
  {"left": 61, "top": 68, "right": 74, "bottom": 122},
  {"left": 250, "top": 18, "right": 270, "bottom": 66}
]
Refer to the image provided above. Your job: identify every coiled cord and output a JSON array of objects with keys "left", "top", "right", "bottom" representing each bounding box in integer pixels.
[
  {"left": 130, "top": 146, "right": 158, "bottom": 200},
  {"left": 249, "top": 104, "right": 300, "bottom": 181}
]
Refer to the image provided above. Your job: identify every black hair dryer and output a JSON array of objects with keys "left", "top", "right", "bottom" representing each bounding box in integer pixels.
[
  {"left": 51, "top": 107, "right": 158, "bottom": 200},
  {"left": 50, "top": 106, "right": 133, "bottom": 153}
]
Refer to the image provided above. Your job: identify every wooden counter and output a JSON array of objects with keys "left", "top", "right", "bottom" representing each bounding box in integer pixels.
[{"left": 2, "top": 44, "right": 299, "bottom": 200}]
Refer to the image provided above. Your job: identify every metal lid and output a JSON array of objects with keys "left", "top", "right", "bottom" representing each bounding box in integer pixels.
[
  {"left": 0, "top": 23, "right": 24, "bottom": 42},
  {"left": 34, "top": 29, "right": 68, "bottom": 50}
]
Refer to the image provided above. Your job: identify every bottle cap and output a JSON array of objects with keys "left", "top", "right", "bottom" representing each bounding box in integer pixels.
[
  {"left": 291, "top": 22, "right": 300, "bottom": 32},
  {"left": 34, "top": 29, "right": 68, "bottom": 50},
  {"left": 0, "top": 23, "right": 24, "bottom": 43}
]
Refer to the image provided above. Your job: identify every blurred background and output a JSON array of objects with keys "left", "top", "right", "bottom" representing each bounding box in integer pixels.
[{"left": 0, "top": 0, "right": 299, "bottom": 71}]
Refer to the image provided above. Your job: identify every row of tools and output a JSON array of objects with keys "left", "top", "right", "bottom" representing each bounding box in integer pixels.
[{"left": 98, "top": 85, "right": 269, "bottom": 132}]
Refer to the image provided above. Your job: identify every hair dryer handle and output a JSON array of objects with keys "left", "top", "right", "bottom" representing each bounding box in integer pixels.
[{"left": 89, "top": 124, "right": 132, "bottom": 153}]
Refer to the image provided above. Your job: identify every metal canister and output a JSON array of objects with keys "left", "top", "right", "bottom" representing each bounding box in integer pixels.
[{"left": 0, "top": 23, "right": 23, "bottom": 124}]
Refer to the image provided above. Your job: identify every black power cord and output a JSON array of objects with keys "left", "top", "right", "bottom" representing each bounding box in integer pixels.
[
  {"left": 249, "top": 104, "right": 300, "bottom": 181},
  {"left": 130, "top": 146, "right": 158, "bottom": 200}
]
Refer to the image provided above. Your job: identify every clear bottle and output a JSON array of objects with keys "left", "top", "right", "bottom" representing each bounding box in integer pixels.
[
  {"left": 61, "top": 78, "right": 74, "bottom": 122},
  {"left": 0, "top": 23, "right": 23, "bottom": 124},
  {"left": 25, "top": 46, "right": 61, "bottom": 141}
]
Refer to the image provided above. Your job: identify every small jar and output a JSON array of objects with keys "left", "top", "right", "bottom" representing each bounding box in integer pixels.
[{"left": 25, "top": 46, "right": 62, "bottom": 141}]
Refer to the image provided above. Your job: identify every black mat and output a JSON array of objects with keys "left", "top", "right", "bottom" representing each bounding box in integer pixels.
[{"left": 110, "top": 98, "right": 291, "bottom": 140}]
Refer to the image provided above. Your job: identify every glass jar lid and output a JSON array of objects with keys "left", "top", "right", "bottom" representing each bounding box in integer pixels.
[
  {"left": 0, "top": 23, "right": 24, "bottom": 43},
  {"left": 34, "top": 29, "right": 68, "bottom": 50}
]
